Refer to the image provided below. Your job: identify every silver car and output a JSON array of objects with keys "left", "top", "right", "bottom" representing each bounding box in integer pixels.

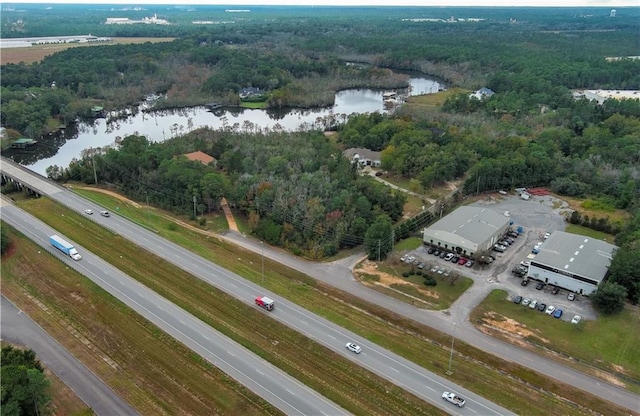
[{"left": 346, "top": 342, "right": 361, "bottom": 354}]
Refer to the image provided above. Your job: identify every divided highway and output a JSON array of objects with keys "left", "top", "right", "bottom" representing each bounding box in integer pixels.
[
  {"left": 1, "top": 159, "right": 512, "bottom": 414},
  {"left": 0, "top": 203, "right": 347, "bottom": 416}
]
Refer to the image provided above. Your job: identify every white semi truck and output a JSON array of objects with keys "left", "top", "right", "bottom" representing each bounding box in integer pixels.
[{"left": 50, "top": 235, "right": 81, "bottom": 261}]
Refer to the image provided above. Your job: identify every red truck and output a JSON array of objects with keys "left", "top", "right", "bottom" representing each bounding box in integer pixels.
[{"left": 255, "top": 296, "right": 275, "bottom": 311}]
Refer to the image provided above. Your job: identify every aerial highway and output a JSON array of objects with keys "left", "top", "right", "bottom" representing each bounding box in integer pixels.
[
  {"left": 3, "top": 157, "right": 639, "bottom": 413},
  {"left": 0, "top": 202, "right": 348, "bottom": 416},
  {"left": 1, "top": 295, "right": 139, "bottom": 416},
  {"left": 1, "top": 158, "right": 512, "bottom": 414}
]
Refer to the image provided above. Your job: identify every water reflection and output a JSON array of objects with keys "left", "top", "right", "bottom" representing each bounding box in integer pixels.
[{"left": 9, "top": 77, "right": 441, "bottom": 175}]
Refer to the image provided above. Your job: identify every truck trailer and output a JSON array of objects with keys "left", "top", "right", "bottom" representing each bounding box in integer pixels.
[
  {"left": 255, "top": 296, "right": 274, "bottom": 311},
  {"left": 50, "top": 235, "right": 81, "bottom": 261}
]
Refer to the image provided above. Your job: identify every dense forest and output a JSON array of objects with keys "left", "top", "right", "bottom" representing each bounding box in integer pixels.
[{"left": 1, "top": 5, "right": 639, "bottom": 302}]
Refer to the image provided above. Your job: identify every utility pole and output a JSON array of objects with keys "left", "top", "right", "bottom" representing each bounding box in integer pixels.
[
  {"left": 92, "top": 154, "right": 98, "bottom": 185},
  {"left": 145, "top": 191, "right": 150, "bottom": 225},
  {"left": 193, "top": 195, "right": 196, "bottom": 219},
  {"left": 447, "top": 323, "right": 456, "bottom": 375},
  {"left": 261, "top": 241, "right": 265, "bottom": 284},
  {"left": 377, "top": 240, "right": 381, "bottom": 262}
]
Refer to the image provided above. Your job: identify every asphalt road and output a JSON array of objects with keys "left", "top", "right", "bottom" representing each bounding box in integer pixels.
[
  {"left": 0, "top": 203, "right": 346, "bottom": 416},
  {"left": 1, "top": 158, "right": 512, "bottom": 414},
  {"left": 0, "top": 296, "right": 139, "bottom": 416}
]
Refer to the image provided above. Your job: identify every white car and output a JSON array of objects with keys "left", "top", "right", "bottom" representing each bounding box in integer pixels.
[
  {"left": 545, "top": 305, "right": 556, "bottom": 315},
  {"left": 520, "top": 261, "right": 531, "bottom": 267},
  {"left": 529, "top": 299, "right": 538, "bottom": 309},
  {"left": 444, "top": 253, "right": 454, "bottom": 261},
  {"left": 100, "top": 210, "right": 110, "bottom": 217},
  {"left": 571, "top": 315, "right": 582, "bottom": 325},
  {"left": 522, "top": 298, "right": 531, "bottom": 307},
  {"left": 346, "top": 342, "right": 361, "bottom": 354},
  {"left": 84, "top": 209, "right": 93, "bottom": 215},
  {"left": 567, "top": 293, "right": 576, "bottom": 301},
  {"left": 400, "top": 255, "right": 408, "bottom": 262},
  {"left": 544, "top": 232, "right": 551, "bottom": 239}
]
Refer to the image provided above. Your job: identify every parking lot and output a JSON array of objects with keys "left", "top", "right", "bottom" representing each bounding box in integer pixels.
[{"left": 407, "top": 192, "right": 597, "bottom": 322}]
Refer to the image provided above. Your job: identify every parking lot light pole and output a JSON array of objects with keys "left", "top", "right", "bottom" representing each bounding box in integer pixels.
[{"left": 446, "top": 323, "right": 456, "bottom": 375}]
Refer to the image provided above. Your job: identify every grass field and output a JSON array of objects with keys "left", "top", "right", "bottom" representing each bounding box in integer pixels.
[
  {"left": 8, "top": 191, "right": 637, "bottom": 415},
  {"left": 471, "top": 290, "right": 640, "bottom": 392},
  {"left": 0, "top": 38, "right": 176, "bottom": 65},
  {"left": 565, "top": 223, "right": 616, "bottom": 243}
]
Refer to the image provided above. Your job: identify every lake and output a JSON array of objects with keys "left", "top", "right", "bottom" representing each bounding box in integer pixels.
[{"left": 11, "top": 76, "right": 442, "bottom": 175}]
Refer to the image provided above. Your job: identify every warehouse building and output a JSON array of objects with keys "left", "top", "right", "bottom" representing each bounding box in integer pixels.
[
  {"left": 527, "top": 231, "right": 617, "bottom": 295},
  {"left": 422, "top": 206, "right": 511, "bottom": 259}
]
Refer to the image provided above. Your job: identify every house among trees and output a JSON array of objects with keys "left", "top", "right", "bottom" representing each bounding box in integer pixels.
[
  {"left": 238, "top": 87, "right": 263, "bottom": 100},
  {"left": 343, "top": 148, "right": 382, "bottom": 167},
  {"left": 10, "top": 137, "right": 37, "bottom": 149},
  {"left": 470, "top": 87, "right": 495, "bottom": 100},
  {"left": 183, "top": 151, "right": 217, "bottom": 166}
]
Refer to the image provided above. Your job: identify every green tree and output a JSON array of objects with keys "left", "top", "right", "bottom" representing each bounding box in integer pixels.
[
  {"left": 1, "top": 346, "right": 52, "bottom": 416},
  {"left": 590, "top": 282, "right": 627, "bottom": 314},
  {"left": 364, "top": 215, "right": 393, "bottom": 261},
  {"left": 607, "top": 246, "right": 640, "bottom": 304}
]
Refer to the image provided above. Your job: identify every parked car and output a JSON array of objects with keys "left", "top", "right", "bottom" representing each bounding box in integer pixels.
[
  {"left": 571, "top": 315, "right": 582, "bottom": 324},
  {"left": 400, "top": 255, "right": 408, "bottom": 262},
  {"left": 535, "top": 282, "right": 545, "bottom": 290},
  {"left": 431, "top": 265, "right": 440, "bottom": 273},
  {"left": 444, "top": 253, "right": 454, "bottom": 261},
  {"left": 553, "top": 309, "right": 563, "bottom": 319},
  {"left": 433, "top": 249, "right": 441, "bottom": 256},
  {"left": 529, "top": 299, "right": 538, "bottom": 309},
  {"left": 438, "top": 268, "right": 445, "bottom": 275},
  {"left": 84, "top": 209, "right": 93, "bottom": 215},
  {"left": 417, "top": 262, "right": 425, "bottom": 269},
  {"left": 522, "top": 298, "right": 531, "bottom": 307},
  {"left": 498, "top": 240, "right": 511, "bottom": 247},
  {"left": 443, "top": 269, "right": 451, "bottom": 277},
  {"left": 567, "top": 293, "right": 575, "bottom": 301},
  {"left": 507, "top": 231, "right": 519, "bottom": 238},
  {"left": 551, "top": 286, "right": 560, "bottom": 295},
  {"left": 505, "top": 237, "right": 515, "bottom": 244},
  {"left": 493, "top": 244, "right": 506, "bottom": 253},
  {"left": 439, "top": 251, "right": 448, "bottom": 259},
  {"left": 537, "top": 303, "right": 547, "bottom": 312},
  {"left": 428, "top": 247, "right": 436, "bottom": 255},
  {"left": 513, "top": 295, "right": 523, "bottom": 304},
  {"left": 545, "top": 305, "right": 556, "bottom": 315},
  {"left": 346, "top": 342, "right": 362, "bottom": 354},
  {"left": 520, "top": 260, "right": 531, "bottom": 267},
  {"left": 458, "top": 258, "right": 468, "bottom": 266},
  {"left": 544, "top": 232, "right": 551, "bottom": 240},
  {"left": 521, "top": 279, "right": 529, "bottom": 286},
  {"left": 465, "top": 260, "right": 474, "bottom": 268},
  {"left": 406, "top": 256, "right": 416, "bottom": 263},
  {"left": 450, "top": 256, "right": 460, "bottom": 263}
]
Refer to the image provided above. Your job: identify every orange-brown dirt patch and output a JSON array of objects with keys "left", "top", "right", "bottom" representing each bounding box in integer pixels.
[{"left": 355, "top": 260, "right": 440, "bottom": 300}]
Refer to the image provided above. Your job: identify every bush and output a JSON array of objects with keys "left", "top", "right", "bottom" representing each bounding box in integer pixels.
[
  {"left": 402, "top": 271, "right": 410, "bottom": 278},
  {"left": 416, "top": 270, "right": 423, "bottom": 276},
  {"left": 424, "top": 277, "right": 437, "bottom": 286}
]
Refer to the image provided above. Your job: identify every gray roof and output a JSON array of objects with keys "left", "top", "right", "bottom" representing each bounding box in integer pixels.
[
  {"left": 533, "top": 231, "right": 618, "bottom": 282},
  {"left": 425, "top": 206, "right": 510, "bottom": 247},
  {"left": 343, "top": 147, "right": 382, "bottom": 162}
]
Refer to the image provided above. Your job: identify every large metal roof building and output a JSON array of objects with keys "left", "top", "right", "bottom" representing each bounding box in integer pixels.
[
  {"left": 422, "top": 206, "right": 510, "bottom": 258},
  {"left": 528, "top": 231, "right": 618, "bottom": 295}
]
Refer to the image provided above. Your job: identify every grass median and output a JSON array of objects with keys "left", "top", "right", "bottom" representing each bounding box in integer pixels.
[{"left": 16, "top": 193, "right": 636, "bottom": 415}]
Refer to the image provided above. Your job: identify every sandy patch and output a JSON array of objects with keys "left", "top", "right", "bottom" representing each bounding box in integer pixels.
[
  {"left": 483, "top": 311, "right": 550, "bottom": 343},
  {"left": 356, "top": 260, "right": 440, "bottom": 300}
]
